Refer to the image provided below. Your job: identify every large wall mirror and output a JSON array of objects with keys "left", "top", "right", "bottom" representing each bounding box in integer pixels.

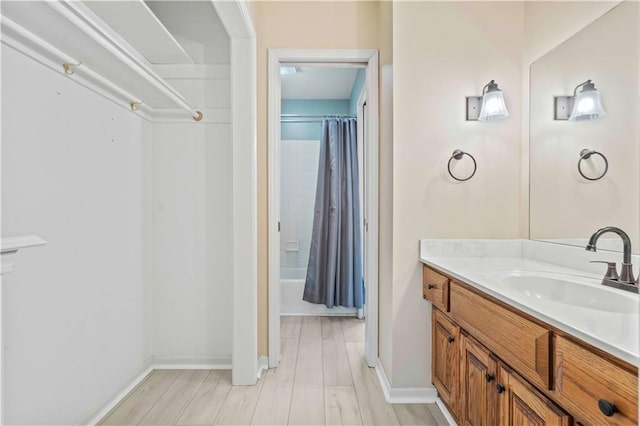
[{"left": 530, "top": 1, "right": 639, "bottom": 253}]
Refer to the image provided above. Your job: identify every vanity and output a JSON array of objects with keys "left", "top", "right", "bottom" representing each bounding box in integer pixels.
[{"left": 420, "top": 239, "right": 639, "bottom": 425}]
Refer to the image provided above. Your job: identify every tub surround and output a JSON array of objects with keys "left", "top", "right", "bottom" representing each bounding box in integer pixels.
[{"left": 419, "top": 239, "right": 639, "bottom": 365}]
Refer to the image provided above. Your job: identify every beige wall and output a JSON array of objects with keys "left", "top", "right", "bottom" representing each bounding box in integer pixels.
[
  {"left": 377, "top": 0, "right": 394, "bottom": 375},
  {"left": 250, "top": 1, "right": 381, "bottom": 356},
  {"left": 389, "top": 1, "right": 524, "bottom": 387}
]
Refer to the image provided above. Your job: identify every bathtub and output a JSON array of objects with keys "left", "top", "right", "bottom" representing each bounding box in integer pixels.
[{"left": 280, "top": 268, "right": 359, "bottom": 316}]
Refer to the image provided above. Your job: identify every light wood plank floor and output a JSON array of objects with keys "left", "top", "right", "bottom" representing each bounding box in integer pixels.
[{"left": 100, "top": 316, "right": 448, "bottom": 425}]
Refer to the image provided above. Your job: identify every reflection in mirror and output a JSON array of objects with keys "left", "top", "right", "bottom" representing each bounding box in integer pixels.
[{"left": 530, "top": 1, "right": 639, "bottom": 253}]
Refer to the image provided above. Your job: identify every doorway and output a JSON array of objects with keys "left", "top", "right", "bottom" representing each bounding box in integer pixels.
[{"left": 268, "top": 49, "right": 379, "bottom": 369}]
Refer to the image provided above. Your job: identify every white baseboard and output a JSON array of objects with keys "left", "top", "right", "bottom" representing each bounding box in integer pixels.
[
  {"left": 435, "top": 398, "right": 458, "bottom": 425},
  {"left": 374, "top": 359, "right": 438, "bottom": 404},
  {"left": 84, "top": 357, "right": 154, "bottom": 426},
  {"left": 257, "top": 356, "right": 269, "bottom": 379},
  {"left": 85, "top": 357, "right": 232, "bottom": 425},
  {"left": 151, "top": 356, "right": 232, "bottom": 370}
]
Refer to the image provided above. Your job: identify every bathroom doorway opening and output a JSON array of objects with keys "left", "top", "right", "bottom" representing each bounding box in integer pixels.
[{"left": 268, "top": 49, "right": 379, "bottom": 369}]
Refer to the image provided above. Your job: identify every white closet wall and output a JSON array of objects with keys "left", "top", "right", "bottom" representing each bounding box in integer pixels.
[
  {"left": 1, "top": 0, "right": 234, "bottom": 422},
  {"left": 150, "top": 2, "right": 233, "bottom": 364},
  {"left": 152, "top": 118, "right": 233, "bottom": 363},
  {"left": 1, "top": 44, "right": 153, "bottom": 424}
]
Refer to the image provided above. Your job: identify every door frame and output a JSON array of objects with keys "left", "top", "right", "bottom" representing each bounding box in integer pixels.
[
  {"left": 211, "top": 0, "right": 258, "bottom": 385},
  {"left": 267, "top": 49, "right": 379, "bottom": 368}
]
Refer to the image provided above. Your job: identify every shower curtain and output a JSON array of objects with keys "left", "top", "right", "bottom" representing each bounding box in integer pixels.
[{"left": 303, "top": 118, "right": 364, "bottom": 309}]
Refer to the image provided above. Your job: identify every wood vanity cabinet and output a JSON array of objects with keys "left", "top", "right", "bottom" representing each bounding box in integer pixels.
[
  {"left": 497, "top": 365, "right": 570, "bottom": 426},
  {"left": 424, "top": 264, "right": 638, "bottom": 426},
  {"left": 423, "top": 266, "right": 450, "bottom": 311},
  {"left": 459, "top": 332, "right": 499, "bottom": 425},
  {"left": 554, "top": 336, "right": 638, "bottom": 425},
  {"left": 432, "top": 308, "right": 460, "bottom": 416}
]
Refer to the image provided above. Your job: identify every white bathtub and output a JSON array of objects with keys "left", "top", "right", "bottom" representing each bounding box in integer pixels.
[{"left": 280, "top": 269, "right": 359, "bottom": 316}]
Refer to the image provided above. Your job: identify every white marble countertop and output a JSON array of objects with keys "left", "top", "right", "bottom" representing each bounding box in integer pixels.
[{"left": 419, "top": 239, "right": 639, "bottom": 367}]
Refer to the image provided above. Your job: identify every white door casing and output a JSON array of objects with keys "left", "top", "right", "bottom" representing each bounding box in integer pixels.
[{"left": 268, "top": 49, "right": 379, "bottom": 368}]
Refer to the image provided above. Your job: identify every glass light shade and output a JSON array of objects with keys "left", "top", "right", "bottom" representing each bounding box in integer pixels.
[
  {"left": 569, "top": 89, "right": 605, "bottom": 121},
  {"left": 478, "top": 90, "right": 509, "bottom": 121},
  {"left": 280, "top": 66, "right": 297, "bottom": 76}
]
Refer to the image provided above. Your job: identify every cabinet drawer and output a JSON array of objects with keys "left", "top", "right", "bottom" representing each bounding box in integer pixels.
[
  {"left": 423, "top": 265, "right": 449, "bottom": 311},
  {"left": 449, "top": 282, "right": 551, "bottom": 390},
  {"left": 554, "top": 336, "right": 638, "bottom": 425}
]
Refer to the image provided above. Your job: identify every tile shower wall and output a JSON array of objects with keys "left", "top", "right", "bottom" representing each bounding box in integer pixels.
[{"left": 280, "top": 139, "right": 320, "bottom": 275}]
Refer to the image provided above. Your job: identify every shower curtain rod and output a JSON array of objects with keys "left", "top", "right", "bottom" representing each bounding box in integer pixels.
[{"left": 281, "top": 114, "right": 356, "bottom": 123}]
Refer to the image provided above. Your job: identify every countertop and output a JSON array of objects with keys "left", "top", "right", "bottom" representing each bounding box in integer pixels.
[{"left": 419, "top": 239, "right": 639, "bottom": 367}]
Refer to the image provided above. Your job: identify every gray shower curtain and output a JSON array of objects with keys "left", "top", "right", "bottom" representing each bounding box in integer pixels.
[{"left": 303, "top": 118, "right": 364, "bottom": 309}]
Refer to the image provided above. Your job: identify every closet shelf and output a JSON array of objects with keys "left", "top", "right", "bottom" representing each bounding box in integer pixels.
[
  {"left": 83, "top": 0, "right": 194, "bottom": 65},
  {"left": 0, "top": 0, "right": 203, "bottom": 121}
]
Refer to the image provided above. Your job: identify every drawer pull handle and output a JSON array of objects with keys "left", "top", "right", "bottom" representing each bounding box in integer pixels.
[
  {"left": 598, "top": 399, "right": 617, "bottom": 417},
  {"left": 485, "top": 373, "right": 494, "bottom": 383},
  {"left": 496, "top": 384, "right": 505, "bottom": 394},
  {"left": 427, "top": 284, "right": 435, "bottom": 290},
  {"left": 447, "top": 336, "right": 454, "bottom": 344}
]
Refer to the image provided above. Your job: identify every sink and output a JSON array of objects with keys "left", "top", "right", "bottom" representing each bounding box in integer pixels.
[{"left": 486, "top": 270, "right": 639, "bottom": 314}]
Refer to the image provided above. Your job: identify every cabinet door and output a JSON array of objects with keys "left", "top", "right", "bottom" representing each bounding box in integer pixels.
[
  {"left": 459, "top": 333, "right": 498, "bottom": 426},
  {"left": 497, "top": 365, "right": 571, "bottom": 426},
  {"left": 432, "top": 308, "right": 460, "bottom": 418}
]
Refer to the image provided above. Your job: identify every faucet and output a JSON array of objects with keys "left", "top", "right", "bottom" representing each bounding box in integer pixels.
[{"left": 586, "top": 226, "right": 638, "bottom": 293}]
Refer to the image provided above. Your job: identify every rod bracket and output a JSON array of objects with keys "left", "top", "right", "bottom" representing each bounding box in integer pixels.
[
  {"left": 193, "top": 111, "right": 204, "bottom": 122},
  {"left": 130, "top": 101, "right": 144, "bottom": 112},
  {"left": 62, "top": 62, "right": 81, "bottom": 75}
]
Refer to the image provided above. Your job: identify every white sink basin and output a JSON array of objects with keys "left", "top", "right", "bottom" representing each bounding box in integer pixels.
[{"left": 486, "top": 270, "right": 639, "bottom": 314}]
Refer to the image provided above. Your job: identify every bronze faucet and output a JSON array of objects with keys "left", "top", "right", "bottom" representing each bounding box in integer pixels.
[{"left": 586, "top": 227, "right": 639, "bottom": 293}]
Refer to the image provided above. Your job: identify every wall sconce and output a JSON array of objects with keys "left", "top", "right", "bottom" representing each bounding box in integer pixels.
[
  {"left": 554, "top": 79, "right": 606, "bottom": 121},
  {"left": 280, "top": 66, "right": 298, "bottom": 76},
  {"left": 466, "top": 80, "right": 509, "bottom": 121}
]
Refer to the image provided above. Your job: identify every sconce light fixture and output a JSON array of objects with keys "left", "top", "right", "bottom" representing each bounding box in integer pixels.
[
  {"left": 554, "top": 79, "right": 606, "bottom": 121},
  {"left": 280, "top": 66, "right": 298, "bottom": 76},
  {"left": 466, "top": 80, "right": 509, "bottom": 121}
]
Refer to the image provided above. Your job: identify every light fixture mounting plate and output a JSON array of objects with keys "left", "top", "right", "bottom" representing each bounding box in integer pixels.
[
  {"left": 466, "top": 96, "right": 482, "bottom": 121},
  {"left": 554, "top": 96, "right": 574, "bottom": 120}
]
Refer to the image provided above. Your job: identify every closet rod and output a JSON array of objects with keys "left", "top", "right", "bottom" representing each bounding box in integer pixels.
[
  {"left": 46, "top": 0, "right": 203, "bottom": 121},
  {"left": 1, "top": 16, "right": 151, "bottom": 117}
]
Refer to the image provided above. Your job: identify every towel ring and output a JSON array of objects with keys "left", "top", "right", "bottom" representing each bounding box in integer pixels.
[
  {"left": 578, "top": 149, "right": 608, "bottom": 181},
  {"left": 448, "top": 149, "right": 477, "bottom": 182}
]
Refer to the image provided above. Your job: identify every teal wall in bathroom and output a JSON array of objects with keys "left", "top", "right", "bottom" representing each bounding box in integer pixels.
[
  {"left": 281, "top": 99, "right": 350, "bottom": 140},
  {"left": 349, "top": 69, "right": 366, "bottom": 115}
]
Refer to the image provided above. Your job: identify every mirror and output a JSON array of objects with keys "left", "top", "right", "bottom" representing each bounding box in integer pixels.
[{"left": 529, "top": 1, "right": 639, "bottom": 253}]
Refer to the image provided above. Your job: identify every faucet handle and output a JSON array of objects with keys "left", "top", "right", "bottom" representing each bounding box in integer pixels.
[{"left": 589, "top": 261, "right": 619, "bottom": 280}]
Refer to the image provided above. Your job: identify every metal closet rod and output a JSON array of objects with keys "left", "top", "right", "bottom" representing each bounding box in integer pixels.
[
  {"left": 2, "top": 16, "right": 148, "bottom": 116},
  {"left": 46, "top": 0, "right": 203, "bottom": 121}
]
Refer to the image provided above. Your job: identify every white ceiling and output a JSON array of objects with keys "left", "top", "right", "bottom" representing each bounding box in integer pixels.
[{"left": 281, "top": 67, "right": 359, "bottom": 99}]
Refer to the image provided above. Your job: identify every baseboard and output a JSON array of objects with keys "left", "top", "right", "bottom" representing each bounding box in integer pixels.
[
  {"left": 84, "top": 357, "right": 154, "bottom": 425},
  {"left": 374, "top": 359, "right": 438, "bottom": 404},
  {"left": 151, "top": 356, "right": 232, "bottom": 370},
  {"left": 435, "top": 398, "right": 458, "bottom": 425},
  {"left": 84, "top": 357, "right": 232, "bottom": 425},
  {"left": 257, "top": 355, "right": 269, "bottom": 379}
]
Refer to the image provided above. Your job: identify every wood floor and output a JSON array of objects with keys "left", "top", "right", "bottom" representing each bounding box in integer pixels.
[{"left": 100, "top": 316, "right": 448, "bottom": 425}]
